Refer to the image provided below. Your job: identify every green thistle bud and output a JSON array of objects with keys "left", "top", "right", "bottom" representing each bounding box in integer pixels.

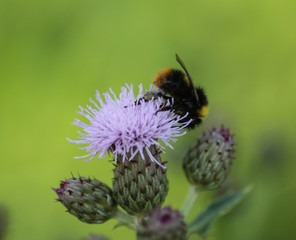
[
  {"left": 113, "top": 145, "right": 168, "bottom": 216},
  {"left": 183, "top": 125, "right": 236, "bottom": 190},
  {"left": 137, "top": 206, "right": 187, "bottom": 240},
  {"left": 53, "top": 177, "right": 117, "bottom": 224}
]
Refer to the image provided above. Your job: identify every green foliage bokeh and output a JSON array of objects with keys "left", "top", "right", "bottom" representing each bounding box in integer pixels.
[{"left": 0, "top": 0, "right": 295, "bottom": 239}]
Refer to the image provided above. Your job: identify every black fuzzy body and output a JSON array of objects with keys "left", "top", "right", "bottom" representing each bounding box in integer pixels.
[{"left": 154, "top": 69, "right": 208, "bottom": 130}]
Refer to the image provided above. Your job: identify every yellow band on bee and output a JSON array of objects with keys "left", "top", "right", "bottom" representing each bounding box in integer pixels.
[{"left": 198, "top": 105, "right": 209, "bottom": 118}]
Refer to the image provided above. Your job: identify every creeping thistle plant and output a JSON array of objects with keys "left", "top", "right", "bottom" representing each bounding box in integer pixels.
[{"left": 54, "top": 62, "right": 249, "bottom": 240}]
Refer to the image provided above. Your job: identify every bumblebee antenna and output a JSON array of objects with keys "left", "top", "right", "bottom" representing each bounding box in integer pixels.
[{"left": 175, "top": 54, "right": 199, "bottom": 103}]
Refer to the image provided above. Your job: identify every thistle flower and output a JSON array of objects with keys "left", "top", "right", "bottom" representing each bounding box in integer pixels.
[
  {"left": 183, "top": 125, "right": 236, "bottom": 190},
  {"left": 137, "top": 206, "right": 187, "bottom": 240},
  {"left": 67, "top": 84, "right": 190, "bottom": 167},
  {"left": 53, "top": 177, "right": 117, "bottom": 224}
]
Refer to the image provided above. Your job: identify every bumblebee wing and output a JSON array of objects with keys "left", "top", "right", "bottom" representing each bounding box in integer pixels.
[{"left": 175, "top": 54, "right": 199, "bottom": 104}]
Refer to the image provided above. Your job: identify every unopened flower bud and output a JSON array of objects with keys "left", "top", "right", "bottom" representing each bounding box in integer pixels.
[
  {"left": 183, "top": 125, "right": 236, "bottom": 190},
  {"left": 53, "top": 177, "right": 117, "bottom": 224},
  {"left": 137, "top": 206, "right": 187, "bottom": 240},
  {"left": 113, "top": 146, "right": 168, "bottom": 216}
]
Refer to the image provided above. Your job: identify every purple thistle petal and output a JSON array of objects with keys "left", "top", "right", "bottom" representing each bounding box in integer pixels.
[{"left": 68, "top": 84, "right": 191, "bottom": 167}]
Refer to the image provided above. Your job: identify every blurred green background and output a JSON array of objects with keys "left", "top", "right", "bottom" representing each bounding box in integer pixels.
[{"left": 0, "top": 0, "right": 295, "bottom": 239}]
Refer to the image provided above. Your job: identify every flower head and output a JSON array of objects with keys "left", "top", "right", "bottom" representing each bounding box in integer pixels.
[
  {"left": 67, "top": 84, "right": 190, "bottom": 167},
  {"left": 53, "top": 177, "right": 117, "bottom": 224},
  {"left": 113, "top": 145, "right": 168, "bottom": 215},
  {"left": 137, "top": 206, "right": 187, "bottom": 240},
  {"left": 183, "top": 125, "right": 236, "bottom": 190}
]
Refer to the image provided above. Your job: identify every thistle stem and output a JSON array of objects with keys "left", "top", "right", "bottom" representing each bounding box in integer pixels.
[
  {"left": 114, "top": 209, "right": 135, "bottom": 230},
  {"left": 181, "top": 185, "right": 200, "bottom": 220}
]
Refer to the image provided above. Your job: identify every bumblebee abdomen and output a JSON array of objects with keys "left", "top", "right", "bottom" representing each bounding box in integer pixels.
[{"left": 197, "top": 105, "right": 209, "bottom": 118}]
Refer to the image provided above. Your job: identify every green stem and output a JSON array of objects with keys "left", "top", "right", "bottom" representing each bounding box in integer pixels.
[
  {"left": 181, "top": 185, "right": 200, "bottom": 220},
  {"left": 114, "top": 209, "right": 135, "bottom": 230}
]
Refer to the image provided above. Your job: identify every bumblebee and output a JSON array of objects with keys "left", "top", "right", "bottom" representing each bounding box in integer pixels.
[{"left": 152, "top": 54, "right": 209, "bottom": 129}]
